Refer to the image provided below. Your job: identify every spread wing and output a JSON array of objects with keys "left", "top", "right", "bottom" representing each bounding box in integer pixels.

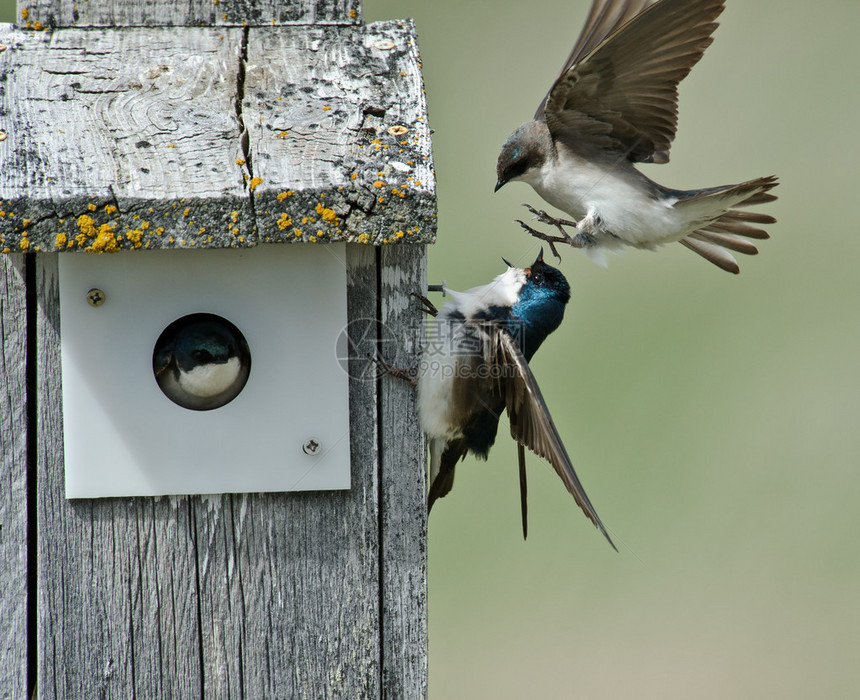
[
  {"left": 538, "top": 0, "right": 725, "bottom": 164},
  {"left": 490, "top": 329, "right": 616, "bottom": 549}
]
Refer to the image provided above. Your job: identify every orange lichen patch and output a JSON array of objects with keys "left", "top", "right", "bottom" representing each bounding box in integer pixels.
[
  {"left": 275, "top": 131, "right": 289, "bottom": 139},
  {"left": 126, "top": 229, "right": 144, "bottom": 249},
  {"left": 249, "top": 177, "right": 264, "bottom": 191},
  {"left": 87, "top": 203, "right": 97, "bottom": 212},
  {"left": 378, "top": 196, "right": 384, "bottom": 204},
  {"left": 20, "top": 8, "right": 29, "bottom": 19},
  {"left": 350, "top": 173, "right": 357, "bottom": 180},
  {"left": 315, "top": 203, "right": 338, "bottom": 224},
  {"left": 104, "top": 204, "right": 117, "bottom": 214},
  {"left": 55, "top": 232, "right": 67, "bottom": 248},
  {"left": 391, "top": 188, "right": 405, "bottom": 199},
  {"left": 183, "top": 208, "right": 190, "bottom": 217},
  {"left": 394, "top": 230, "right": 405, "bottom": 239},
  {"left": 141, "top": 221, "right": 150, "bottom": 230},
  {"left": 198, "top": 227, "right": 206, "bottom": 235},
  {"left": 21, "top": 218, "right": 31, "bottom": 228},
  {"left": 277, "top": 213, "right": 293, "bottom": 230},
  {"left": 155, "top": 227, "right": 164, "bottom": 236},
  {"left": 308, "top": 236, "right": 317, "bottom": 243},
  {"left": 167, "top": 144, "right": 177, "bottom": 149},
  {"left": 19, "top": 237, "right": 29, "bottom": 251},
  {"left": 0, "top": 211, "right": 5, "bottom": 216},
  {"left": 230, "top": 210, "right": 239, "bottom": 223},
  {"left": 33, "top": 21, "right": 43, "bottom": 31},
  {"left": 277, "top": 192, "right": 290, "bottom": 202},
  {"left": 372, "top": 181, "right": 385, "bottom": 189},
  {"left": 349, "top": 9, "right": 357, "bottom": 18},
  {"left": 235, "top": 158, "right": 246, "bottom": 165},
  {"left": 322, "top": 106, "right": 331, "bottom": 112},
  {"left": 357, "top": 233, "right": 370, "bottom": 244}
]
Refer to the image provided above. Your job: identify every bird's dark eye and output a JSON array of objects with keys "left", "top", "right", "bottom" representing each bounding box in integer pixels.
[
  {"left": 533, "top": 273, "right": 544, "bottom": 285},
  {"left": 191, "top": 348, "right": 212, "bottom": 363}
]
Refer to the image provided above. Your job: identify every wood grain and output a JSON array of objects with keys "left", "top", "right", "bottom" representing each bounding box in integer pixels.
[
  {"left": 0, "top": 253, "right": 28, "bottom": 700},
  {"left": 245, "top": 21, "right": 436, "bottom": 246},
  {"left": 380, "top": 244, "right": 428, "bottom": 699},
  {"left": 0, "top": 21, "right": 436, "bottom": 254},
  {"left": 18, "top": 0, "right": 362, "bottom": 29}
]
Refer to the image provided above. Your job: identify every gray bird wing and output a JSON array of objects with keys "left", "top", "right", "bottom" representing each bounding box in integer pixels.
[
  {"left": 539, "top": 0, "right": 725, "bottom": 164},
  {"left": 490, "top": 328, "right": 616, "bottom": 549}
]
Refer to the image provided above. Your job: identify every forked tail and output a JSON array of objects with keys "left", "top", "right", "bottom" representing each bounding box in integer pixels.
[{"left": 677, "top": 175, "right": 779, "bottom": 273}]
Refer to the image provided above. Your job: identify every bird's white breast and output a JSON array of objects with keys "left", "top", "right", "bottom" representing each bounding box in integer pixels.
[
  {"left": 178, "top": 357, "right": 242, "bottom": 398},
  {"left": 525, "top": 147, "right": 684, "bottom": 250}
]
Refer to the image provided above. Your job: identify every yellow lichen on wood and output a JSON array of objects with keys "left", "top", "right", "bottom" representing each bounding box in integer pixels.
[
  {"left": 249, "top": 177, "right": 264, "bottom": 190},
  {"left": 315, "top": 203, "right": 338, "bottom": 224}
]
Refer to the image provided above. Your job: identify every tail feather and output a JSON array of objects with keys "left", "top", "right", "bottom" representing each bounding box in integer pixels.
[
  {"left": 678, "top": 175, "right": 778, "bottom": 273},
  {"left": 679, "top": 237, "right": 740, "bottom": 274},
  {"left": 688, "top": 230, "right": 758, "bottom": 255},
  {"left": 428, "top": 438, "right": 465, "bottom": 512}
]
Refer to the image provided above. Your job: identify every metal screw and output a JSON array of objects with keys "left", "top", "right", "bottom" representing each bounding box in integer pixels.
[
  {"left": 374, "top": 40, "right": 395, "bottom": 50},
  {"left": 0, "top": 131, "right": 7, "bottom": 142},
  {"left": 86, "top": 288, "right": 106, "bottom": 307},
  {"left": 302, "top": 439, "right": 321, "bottom": 456},
  {"left": 387, "top": 125, "right": 408, "bottom": 136}
]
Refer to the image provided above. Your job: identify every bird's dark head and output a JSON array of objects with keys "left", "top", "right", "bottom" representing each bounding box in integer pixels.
[
  {"left": 510, "top": 249, "right": 570, "bottom": 360},
  {"left": 173, "top": 321, "right": 239, "bottom": 373},
  {"left": 522, "top": 248, "right": 571, "bottom": 306},
  {"left": 495, "top": 121, "right": 553, "bottom": 192}
]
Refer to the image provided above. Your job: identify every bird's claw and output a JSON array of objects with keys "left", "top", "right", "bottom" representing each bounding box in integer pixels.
[
  {"left": 366, "top": 353, "right": 418, "bottom": 387},
  {"left": 410, "top": 292, "right": 439, "bottom": 317},
  {"left": 522, "top": 204, "right": 579, "bottom": 233},
  {"left": 515, "top": 220, "right": 570, "bottom": 261}
]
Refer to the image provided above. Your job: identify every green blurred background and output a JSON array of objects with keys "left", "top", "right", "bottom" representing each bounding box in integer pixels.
[{"left": 4, "top": 0, "right": 858, "bottom": 696}]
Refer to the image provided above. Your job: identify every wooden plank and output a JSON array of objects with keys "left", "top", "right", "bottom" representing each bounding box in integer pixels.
[
  {"left": 192, "top": 243, "right": 383, "bottom": 699},
  {"left": 245, "top": 20, "right": 436, "bottom": 246},
  {"left": 36, "top": 254, "right": 204, "bottom": 698},
  {"left": 0, "top": 26, "right": 253, "bottom": 253},
  {"left": 0, "top": 21, "right": 435, "bottom": 254},
  {"left": 0, "top": 253, "right": 29, "bottom": 700},
  {"left": 379, "top": 244, "right": 428, "bottom": 699},
  {"left": 18, "top": 0, "right": 361, "bottom": 29}
]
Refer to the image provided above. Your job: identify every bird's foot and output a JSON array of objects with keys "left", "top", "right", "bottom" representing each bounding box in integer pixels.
[
  {"left": 577, "top": 210, "right": 603, "bottom": 236},
  {"left": 367, "top": 353, "right": 418, "bottom": 387},
  {"left": 523, "top": 204, "right": 579, "bottom": 235},
  {"left": 515, "top": 219, "right": 580, "bottom": 261},
  {"left": 410, "top": 292, "right": 439, "bottom": 318}
]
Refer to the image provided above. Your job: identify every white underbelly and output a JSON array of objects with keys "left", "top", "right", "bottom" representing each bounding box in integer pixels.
[{"left": 529, "top": 158, "right": 685, "bottom": 249}]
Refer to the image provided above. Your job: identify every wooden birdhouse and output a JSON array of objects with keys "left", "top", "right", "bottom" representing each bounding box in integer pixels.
[{"left": 0, "top": 1, "right": 433, "bottom": 696}]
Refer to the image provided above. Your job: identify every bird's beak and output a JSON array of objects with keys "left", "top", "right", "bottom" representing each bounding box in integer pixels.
[
  {"left": 494, "top": 179, "right": 505, "bottom": 193},
  {"left": 501, "top": 257, "right": 513, "bottom": 268},
  {"left": 533, "top": 248, "right": 545, "bottom": 266}
]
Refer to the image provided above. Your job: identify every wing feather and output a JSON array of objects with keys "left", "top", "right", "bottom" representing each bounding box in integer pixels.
[
  {"left": 541, "top": 0, "right": 725, "bottom": 163},
  {"left": 490, "top": 329, "right": 616, "bottom": 549}
]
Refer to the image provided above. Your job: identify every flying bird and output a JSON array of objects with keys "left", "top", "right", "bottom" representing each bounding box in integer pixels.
[
  {"left": 495, "top": 0, "right": 778, "bottom": 273},
  {"left": 417, "top": 251, "right": 615, "bottom": 547}
]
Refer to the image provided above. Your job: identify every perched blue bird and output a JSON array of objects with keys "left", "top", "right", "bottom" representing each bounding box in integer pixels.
[
  {"left": 153, "top": 315, "right": 251, "bottom": 411},
  {"left": 495, "top": 0, "right": 778, "bottom": 273},
  {"left": 417, "top": 250, "right": 615, "bottom": 547}
]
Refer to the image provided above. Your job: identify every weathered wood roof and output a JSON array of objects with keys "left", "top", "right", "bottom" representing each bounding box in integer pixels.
[{"left": 0, "top": 19, "right": 436, "bottom": 253}]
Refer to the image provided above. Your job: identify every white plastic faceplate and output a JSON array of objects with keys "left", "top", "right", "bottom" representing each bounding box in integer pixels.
[{"left": 58, "top": 244, "right": 351, "bottom": 498}]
